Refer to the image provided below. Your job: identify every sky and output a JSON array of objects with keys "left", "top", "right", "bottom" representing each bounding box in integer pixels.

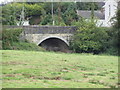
[
  {"left": 0, "top": 0, "right": 106, "bottom": 4},
  {"left": 0, "top": 0, "right": 13, "bottom": 4},
  {"left": 0, "top": 0, "right": 119, "bottom": 4}
]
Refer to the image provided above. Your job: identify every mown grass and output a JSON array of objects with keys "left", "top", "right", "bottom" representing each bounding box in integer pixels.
[{"left": 2, "top": 50, "right": 118, "bottom": 88}]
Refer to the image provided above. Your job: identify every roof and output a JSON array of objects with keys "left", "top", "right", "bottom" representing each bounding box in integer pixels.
[
  {"left": 96, "top": 2, "right": 105, "bottom": 8},
  {"left": 77, "top": 10, "right": 105, "bottom": 20}
]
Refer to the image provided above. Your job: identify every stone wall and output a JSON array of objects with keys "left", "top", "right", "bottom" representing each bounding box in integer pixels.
[{"left": 3, "top": 25, "right": 76, "bottom": 34}]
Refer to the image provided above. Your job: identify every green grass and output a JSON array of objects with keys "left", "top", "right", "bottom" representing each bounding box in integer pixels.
[
  {"left": 12, "top": 42, "right": 45, "bottom": 51},
  {"left": 2, "top": 50, "right": 118, "bottom": 88}
]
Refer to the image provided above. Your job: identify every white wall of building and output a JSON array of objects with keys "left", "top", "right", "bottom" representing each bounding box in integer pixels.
[
  {"left": 104, "top": 0, "right": 118, "bottom": 27},
  {"left": 97, "top": 0, "right": 118, "bottom": 27}
]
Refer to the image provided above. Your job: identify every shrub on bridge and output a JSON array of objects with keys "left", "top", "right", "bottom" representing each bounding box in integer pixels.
[{"left": 70, "top": 18, "right": 109, "bottom": 54}]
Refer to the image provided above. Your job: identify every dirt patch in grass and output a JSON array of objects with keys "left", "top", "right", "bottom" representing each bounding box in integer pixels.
[
  {"left": 43, "top": 76, "right": 61, "bottom": 80},
  {"left": 5, "top": 74, "right": 16, "bottom": 77},
  {"left": 2, "top": 61, "right": 25, "bottom": 65}
]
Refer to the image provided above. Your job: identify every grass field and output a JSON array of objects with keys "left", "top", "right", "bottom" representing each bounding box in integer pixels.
[{"left": 2, "top": 50, "right": 118, "bottom": 88}]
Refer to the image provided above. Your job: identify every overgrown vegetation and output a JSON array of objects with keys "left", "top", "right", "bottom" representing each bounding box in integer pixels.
[
  {"left": 2, "top": 28, "right": 22, "bottom": 49},
  {"left": 104, "top": 7, "right": 120, "bottom": 55},
  {"left": 76, "top": 2, "right": 100, "bottom": 10},
  {"left": 70, "top": 6, "right": 120, "bottom": 55},
  {"left": 2, "top": 28, "right": 45, "bottom": 51},
  {"left": 2, "top": 3, "right": 44, "bottom": 25},
  {"left": 2, "top": 2, "right": 99, "bottom": 26},
  {"left": 70, "top": 18, "right": 109, "bottom": 54},
  {"left": 2, "top": 50, "right": 118, "bottom": 88}
]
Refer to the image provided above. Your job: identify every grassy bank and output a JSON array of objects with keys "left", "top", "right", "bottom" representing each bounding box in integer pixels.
[{"left": 2, "top": 50, "right": 118, "bottom": 88}]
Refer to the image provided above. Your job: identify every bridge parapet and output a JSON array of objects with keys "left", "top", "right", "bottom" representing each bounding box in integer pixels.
[
  {"left": 3, "top": 25, "right": 76, "bottom": 34},
  {"left": 23, "top": 26, "right": 76, "bottom": 34}
]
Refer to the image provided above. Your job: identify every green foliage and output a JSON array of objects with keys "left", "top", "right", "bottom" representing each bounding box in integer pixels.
[
  {"left": 25, "top": 3, "right": 44, "bottom": 17},
  {"left": 2, "top": 3, "right": 18, "bottom": 25},
  {"left": 113, "top": 7, "right": 120, "bottom": 29},
  {"left": 2, "top": 28, "right": 44, "bottom": 51},
  {"left": 104, "top": 46, "right": 118, "bottom": 56},
  {"left": 2, "top": 2, "right": 80, "bottom": 26},
  {"left": 40, "top": 2, "right": 78, "bottom": 26},
  {"left": 25, "top": 3, "right": 45, "bottom": 25},
  {"left": 70, "top": 18, "right": 109, "bottom": 54},
  {"left": 106, "top": 28, "right": 119, "bottom": 55},
  {"left": 106, "top": 8, "right": 120, "bottom": 56},
  {"left": 76, "top": 2, "right": 99, "bottom": 10},
  {"left": 12, "top": 42, "right": 45, "bottom": 51},
  {"left": 113, "top": 8, "right": 120, "bottom": 55},
  {"left": 40, "top": 14, "right": 52, "bottom": 25},
  {"left": 2, "top": 3, "right": 44, "bottom": 25},
  {"left": 61, "top": 2, "right": 78, "bottom": 25},
  {"left": 40, "top": 14, "right": 66, "bottom": 26},
  {"left": 2, "top": 28, "right": 22, "bottom": 49}
]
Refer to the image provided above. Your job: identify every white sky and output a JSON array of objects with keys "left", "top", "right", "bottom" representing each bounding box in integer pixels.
[
  {"left": 0, "top": 0, "right": 119, "bottom": 4},
  {"left": 0, "top": 0, "right": 106, "bottom": 4},
  {"left": 0, "top": 0, "right": 13, "bottom": 4}
]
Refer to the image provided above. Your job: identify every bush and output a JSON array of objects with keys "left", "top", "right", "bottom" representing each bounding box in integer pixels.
[
  {"left": 2, "top": 28, "right": 45, "bottom": 51},
  {"left": 70, "top": 18, "right": 109, "bottom": 54},
  {"left": 2, "top": 28, "right": 22, "bottom": 49},
  {"left": 105, "top": 8, "right": 120, "bottom": 56},
  {"left": 104, "top": 27, "right": 119, "bottom": 55},
  {"left": 104, "top": 47, "right": 118, "bottom": 56}
]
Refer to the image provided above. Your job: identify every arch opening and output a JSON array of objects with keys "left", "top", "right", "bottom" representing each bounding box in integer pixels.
[{"left": 39, "top": 38, "right": 69, "bottom": 52}]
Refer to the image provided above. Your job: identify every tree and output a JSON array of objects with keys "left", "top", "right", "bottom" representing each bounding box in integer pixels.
[
  {"left": 108, "top": 7, "right": 120, "bottom": 55},
  {"left": 61, "top": 2, "right": 78, "bottom": 25},
  {"left": 70, "top": 17, "right": 109, "bottom": 54},
  {"left": 40, "top": 2, "right": 78, "bottom": 26},
  {"left": 2, "top": 2, "right": 44, "bottom": 25},
  {"left": 76, "top": 2, "right": 99, "bottom": 10},
  {"left": 2, "top": 3, "right": 18, "bottom": 25}
]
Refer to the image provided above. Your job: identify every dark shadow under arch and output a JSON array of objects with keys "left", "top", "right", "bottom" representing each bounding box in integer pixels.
[{"left": 39, "top": 37, "right": 69, "bottom": 52}]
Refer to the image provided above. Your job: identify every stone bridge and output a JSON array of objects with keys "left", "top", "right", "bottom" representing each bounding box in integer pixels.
[{"left": 4, "top": 25, "right": 76, "bottom": 51}]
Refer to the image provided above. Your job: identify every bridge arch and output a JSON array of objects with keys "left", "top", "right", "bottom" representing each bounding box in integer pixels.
[
  {"left": 37, "top": 36, "right": 69, "bottom": 52},
  {"left": 37, "top": 36, "right": 69, "bottom": 46}
]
